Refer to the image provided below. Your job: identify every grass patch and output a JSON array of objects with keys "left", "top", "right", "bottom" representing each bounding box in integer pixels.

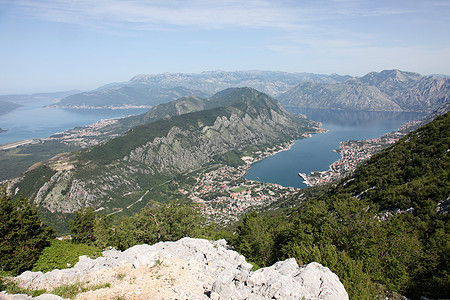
[
  {"left": 52, "top": 282, "right": 111, "bottom": 299},
  {"left": 0, "top": 274, "right": 111, "bottom": 300},
  {"left": 231, "top": 186, "right": 247, "bottom": 193}
]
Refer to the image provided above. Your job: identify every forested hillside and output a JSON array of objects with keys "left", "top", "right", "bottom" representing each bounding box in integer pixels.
[{"left": 230, "top": 112, "right": 449, "bottom": 299}]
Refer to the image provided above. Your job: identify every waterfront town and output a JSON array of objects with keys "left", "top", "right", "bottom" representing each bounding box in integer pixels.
[
  {"left": 178, "top": 141, "right": 300, "bottom": 223},
  {"left": 46, "top": 118, "right": 123, "bottom": 147},
  {"left": 301, "top": 119, "right": 424, "bottom": 186}
]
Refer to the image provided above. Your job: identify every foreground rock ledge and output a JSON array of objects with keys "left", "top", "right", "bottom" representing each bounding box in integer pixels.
[{"left": 1, "top": 238, "right": 349, "bottom": 300}]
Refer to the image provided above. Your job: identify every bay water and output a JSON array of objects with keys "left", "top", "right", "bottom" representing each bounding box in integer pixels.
[
  {"left": 0, "top": 100, "right": 148, "bottom": 145},
  {"left": 245, "top": 108, "right": 425, "bottom": 189}
]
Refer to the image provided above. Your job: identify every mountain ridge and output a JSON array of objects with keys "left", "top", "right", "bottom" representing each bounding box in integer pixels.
[
  {"left": 50, "top": 70, "right": 348, "bottom": 109},
  {"left": 8, "top": 88, "right": 321, "bottom": 226},
  {"left": 279, "top": 69, "right": 449, "bottom": 112}
]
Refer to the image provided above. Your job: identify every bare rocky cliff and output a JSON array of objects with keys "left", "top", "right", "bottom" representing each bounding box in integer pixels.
[{"left": 1, "top": 238, "right": 349, "bottom": 300}]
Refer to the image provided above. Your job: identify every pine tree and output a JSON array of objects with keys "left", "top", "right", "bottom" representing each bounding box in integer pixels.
[
  {"left": 0, "top": 185, "right": 55, "bottom": 275},
  {"left": 69, "top": 206, "right": 97, "bottom": 243}
]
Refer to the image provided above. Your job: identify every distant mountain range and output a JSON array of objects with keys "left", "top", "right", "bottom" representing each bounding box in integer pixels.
[
  {"left": 279, "top": 69, "right": 449, "bottom": 112},
  {"left": 48, "top": 70, "right": 349, "bottom": 109},
  {"left": 48, "top": 69, "right": 448, "bottom": 112},
  {"left": 50, "top": 86, "right": 209, "bottom": 109},
  {"left": 8, "top": 88, "right": 321, "bottom": 226},
  {"left": 128, "top": 70, "right": 345, "bottom": 96}
]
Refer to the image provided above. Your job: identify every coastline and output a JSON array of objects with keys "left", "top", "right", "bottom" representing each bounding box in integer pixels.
[
  {"left": 0, "top": 139, "right": 36, "bottom": 150},
  {"left": 300, "top": 118, "right": 428, "bottom": 187},
  {"left": 46, "top": 104, "right": 152, "bottom": 110}
]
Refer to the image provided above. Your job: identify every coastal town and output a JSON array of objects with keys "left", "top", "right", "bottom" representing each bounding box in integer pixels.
[
  {"left": 301, "top": 119, "right": 424, "bottom": 186},
  {"left": 45, "top": 118, "right": 123, "bottom": 148},
  {"left": 177, "top": 141, "right": 300, "bottom": 223}
]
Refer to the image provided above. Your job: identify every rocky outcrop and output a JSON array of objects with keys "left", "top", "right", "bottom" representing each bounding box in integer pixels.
[{"left": 3, "top": 238, "right": 348, "bottom": 300}]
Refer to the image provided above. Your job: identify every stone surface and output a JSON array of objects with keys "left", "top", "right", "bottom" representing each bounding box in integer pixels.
[{"left": 3, "top": 238, "right": 349, "bottom": 300}]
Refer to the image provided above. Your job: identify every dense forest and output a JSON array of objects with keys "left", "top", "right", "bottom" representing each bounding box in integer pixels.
[{"left": 1, "top": 113, "right": 448, "bottom": 299}]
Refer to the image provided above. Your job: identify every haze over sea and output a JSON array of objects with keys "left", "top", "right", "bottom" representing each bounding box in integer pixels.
[
  {"left": 0, "top": 100, "right": 148, "bottom": 145},
  {"left": 245, "top": 108, "right": 425, "bottom": 189}
]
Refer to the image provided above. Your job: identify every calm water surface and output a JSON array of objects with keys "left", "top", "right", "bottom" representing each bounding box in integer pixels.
[
  {"left": 0, "top": 100, "right": 148, "bottom": 144},
  {"left": 245, "top": 109, "right": 425, "bottom": 189}
]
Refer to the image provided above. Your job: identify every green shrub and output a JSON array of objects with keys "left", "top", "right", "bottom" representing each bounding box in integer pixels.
[{"left": 32, "top": 239, "right": 101, "bottom": 273}]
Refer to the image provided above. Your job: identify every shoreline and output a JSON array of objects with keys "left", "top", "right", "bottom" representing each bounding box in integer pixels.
[
  {"left": 301, "top": 118, "right": 429, "bottom": 187},
  {"left": 46, "top": 105, "right": 152, "bottom": 110},
  {"left": 0, "top": 139, "right": 36, "bottom": 150}
]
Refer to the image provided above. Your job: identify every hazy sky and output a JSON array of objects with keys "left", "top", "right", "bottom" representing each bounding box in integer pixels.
[{"left": 0, "top": 0, "right": 449, "bottom": 94}]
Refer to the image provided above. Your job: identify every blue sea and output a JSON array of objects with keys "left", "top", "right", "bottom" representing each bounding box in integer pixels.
[
  {"left": 245, "top": 108, "right": 425, "bottom": 188},
  {"left": 0, "top": 100, "right": 148, "bottom": 145}
]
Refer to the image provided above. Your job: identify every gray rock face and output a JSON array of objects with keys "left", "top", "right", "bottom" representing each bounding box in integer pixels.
[
  {"left": 6, "top": 238, "right": 348, "bottom": 300},
  {"left": 279, "top": 69, "right": 449, "bottom": 112}
]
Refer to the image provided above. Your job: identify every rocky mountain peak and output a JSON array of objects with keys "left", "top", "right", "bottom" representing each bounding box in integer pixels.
[{"left": 360, "top": 69, "right": 421, "bottom": 86}]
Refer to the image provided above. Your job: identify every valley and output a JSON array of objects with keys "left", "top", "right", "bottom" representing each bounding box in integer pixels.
[
  {"left": 5, "top": 87, "right": 323, "bottom": 231},
  {"left": 0, "top": 70, "right": 448, "bottom": 300}
]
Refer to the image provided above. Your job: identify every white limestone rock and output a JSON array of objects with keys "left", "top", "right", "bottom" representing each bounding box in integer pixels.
[{"left": 8, "top": 238, "right": 348, "bottom": 299}]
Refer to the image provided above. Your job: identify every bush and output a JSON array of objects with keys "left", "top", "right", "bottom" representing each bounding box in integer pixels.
[{"left": 32, "top": 239, "right": 101, "bottom": 273}]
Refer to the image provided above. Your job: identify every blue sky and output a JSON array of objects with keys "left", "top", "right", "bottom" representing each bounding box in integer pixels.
[{"left": 0, "top": 0, "right": 449, "bottom": 94}]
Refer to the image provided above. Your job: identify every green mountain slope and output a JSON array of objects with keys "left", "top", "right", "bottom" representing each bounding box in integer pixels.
[
  {"left": 8, "top": 88, "right": 321, "bottom": 228},
  {"left": 331, "top": 112, "right": 449, "bottom": 211}
]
